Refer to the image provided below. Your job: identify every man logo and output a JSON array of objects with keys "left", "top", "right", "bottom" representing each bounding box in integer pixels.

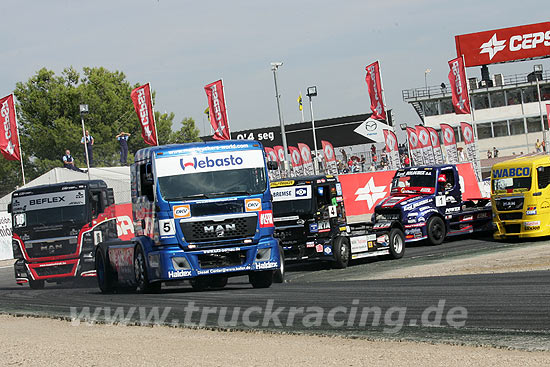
[
  {"left": 173, "top": 204, "right": 191, "bottom": 218},
  {"left": 204, "top": 223, "right": 236, "bottom": 237},
  {"left": 245, "top": 198, "right": 261, "bottom": 212}
]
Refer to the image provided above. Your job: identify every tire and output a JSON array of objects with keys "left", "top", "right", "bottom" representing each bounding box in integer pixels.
[
  {"left": 426, "top": 216, "right": 446, "bottom": 246},
  {"left": 209, "top": 275, "right": 228, "bottom": 289},
  {"left": 388, "top": 228, "right": 405, "bottom": 259},
  {"left": 332, "top": 236, "right": 350, "bottom": 269},
  {"left": 249, "top": 271, "right": 273, "bottom": 289},
  {"left": 95, "top": 248, "right": 114, "bottom": 294},
  {"left": 273, "top": 246, "right": 285, "bottom": 283},
  {"left": 29, "top": 279, "right": 44, "bottom": 290},
  {"left": 134, "top": 246, "right": 161, "bottom": 293}
]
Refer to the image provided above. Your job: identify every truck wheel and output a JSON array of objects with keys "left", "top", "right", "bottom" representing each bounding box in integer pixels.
[
  {"left": 95, "top": 248, "right": 114, "bottom": 294},
  {"left": 388, "top": 228, "right": 405, "bottom": 259},
  {"left": 273, "top": 246, "right": 285, "bottom": 283},
  {"left": 332, "top": 236, "right": 350, "bottom": 269},
  {"left": 210, "top": 275, "right": 228, "bottom": 289},
  {"left": 427, "top": 216, "right": 446, "bottom": 246},
  {"left": 249, "top": 271, "right": 273, "bottom": 288},
  {"left": 134, "top": 246, "right": 161, "bottom": 293},
  {"left": 29, "top": 279, "right": 44, "bottom": 290}
]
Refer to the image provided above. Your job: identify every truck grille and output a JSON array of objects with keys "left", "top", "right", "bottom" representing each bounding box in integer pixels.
[
  {"left": 34, "top": 264, "right": 74, "bottom": 277},
  {"left": 499, "top": 212, "right": 523, "bottom": 220},
  {"left": 198, "top": 250, "right": 247, "bottom": 269},
  {"left": 504, "top": 224, "right": 521, "bottom": 234},
  {"left": 192, "top": 201, "right": 244, "bottom": 217},
  {"left": 180, "top": 216, "right": 257, "bottom": 242},
  {"left": 26, "top": 239, "right": 77, "bottom": 259},
  {"left": 495, "top": 197, "right": 524, "bottom": 211}
]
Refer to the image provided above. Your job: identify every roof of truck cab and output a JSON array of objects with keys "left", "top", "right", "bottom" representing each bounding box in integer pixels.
[
  {"left": 491, "top": 154, "right": 550, "bottom": 170},
  {"left": 12, "top": 179, "right": 107, "bottom": 196},
  {"left": 134, "top": 140, "right": 265, "bottom": 162}
]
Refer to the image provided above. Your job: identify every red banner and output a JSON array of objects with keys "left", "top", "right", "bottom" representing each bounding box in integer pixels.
[
  {"left": 426, "top": 127, "right": 440, "bottom": 148},
  {"left": 288, "top": 146, "right": 302, "bottom": 168},
  {"left": 321, "top": 140, "right": 336, "bottom": 162},
  {"left": 460, "top": 122, "right": 475, "bottom": 145},
  {"left": 130, "top": 83, "right": 158, "bottom": 146},
  {"left": 0, "top": 94, "right": 21, "bottom": 161},
  {"left": 448, "top": 57, "right": 471, "bottom": 114},
  {"left": 406, "top": 127, "right": 423, "bottom": 166},
  {"left": 339, "top": 163, "right": 483, "bottom": 218},
  {"left": 455, "top": 22, "right": 550, "bottom": 67},
  {"left": 416, "top": 125, "right": 436, "bottom": 165},
  {"left": 546, "top": 104, "right": 550, "bottom": 130},
  {"left": 204, "top": 79, "right": 230, "bottom": 140},
  {"left": 460, "top": 122, "right": 481, "bottom": 180},
  {"left": 440, "top": 123, "right": 456, "bottom": 145},
  {"left": 264, "top": 147, "right": 278, "bottom": 162},
  {"left": 297, "top": 143, "right": 312, "bottom": 164},
  {"left": 383, "top": 130, "right": 401, "bottom": 169},
  {"left": 274, "top": 145, "right": 285, "bottom": 162},
  {"left": 365, "top": 61, "right": 386, "bottom": 121}
]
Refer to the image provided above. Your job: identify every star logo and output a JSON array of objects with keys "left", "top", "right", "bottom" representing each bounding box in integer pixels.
[
  {"left": 480, "top": 33, "right": 506, "bottom": 60},
  {"left": 354, "top": 177, "right": 388, "bottom": 209}
]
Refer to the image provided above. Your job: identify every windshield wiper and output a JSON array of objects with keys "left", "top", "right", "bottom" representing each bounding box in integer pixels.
[
  {"left": 164, "top": 193, "right": 210, "bottom": 201},
  {"left": 210, "top": 190, "right": 252, "bottom": 197}
]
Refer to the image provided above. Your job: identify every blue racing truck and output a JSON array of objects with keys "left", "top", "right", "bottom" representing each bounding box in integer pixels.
[
  {"left": 373, "top": 165, "right": 492, "bottom": 245},
  {"left": 95, "top": 140, "right": 282, "bottom": 293}
]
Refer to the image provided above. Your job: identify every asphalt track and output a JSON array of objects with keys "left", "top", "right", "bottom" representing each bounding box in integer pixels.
[{"left": 1, "top": 234, "right": 549, "bottom": 350}]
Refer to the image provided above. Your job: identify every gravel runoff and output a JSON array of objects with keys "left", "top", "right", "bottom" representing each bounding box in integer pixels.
[{"left": 2, "top": 315, "right": 550, "bottom": 367}]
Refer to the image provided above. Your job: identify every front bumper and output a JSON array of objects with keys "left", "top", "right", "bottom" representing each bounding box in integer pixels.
[
  {"left": 14, "top": 256, "right": 96, "bottom": 284},
  {"left": 148, "top": 237, "right": 281, "bottom": 281}
]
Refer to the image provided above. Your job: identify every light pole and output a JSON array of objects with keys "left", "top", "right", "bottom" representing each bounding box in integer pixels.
[
  {"left": 424, "top": 68, "right": 431, "bottom": 94},
  {"left": 271, "top": 62, "right": 290, "bottom": 169},
  {"left": 307, "top": 86, "right": 319, "bottom": 174},
  {"left": 79, "top": 104, "right": 91, "bottom": 180}
]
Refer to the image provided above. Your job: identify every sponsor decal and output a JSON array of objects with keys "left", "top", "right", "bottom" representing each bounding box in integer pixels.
[
  {"left": 173, "top": 204, "right": 191, "bottom": 218},
  {"left": 271, "top": 185, "right": 311, "bottom": 202},
  {"left": 168, "top": 270, "right": 192, "bottom": 279},
  {"left": 274, "top": 215, "right": 299, "bottom": 222},
  {"left": 309, "top": 223, "right": 319, "bottom": 233},
  {"left": 524, "top": 220, "right": 540, "bottom": 231},
  {"left": 315, "top": 244, "right": 324, "bottom": 253},
  {"left": 306, "top": 241, "right": 315, "bottom": 248},
  {"left": 354, "top": 177, "right": 388, "bottom": 209},
  {"left": 245, "top": 198, "right": 262, "bottom": 212},
  {"left": 350, "top": 235, "right": 369, "bottom": 253},
  {"left": 255, "top": 261, "right": 278, "bottom": 270},
  {"left": 492, "top": 167, "right": 530, "bottom": 178},
  {"left": 526, "top": 206, "right": 537, "bottom": 216},
  {"left": 12, "top": 190, "right": 85, "bottom": 212},
  {"left": 324, "top": 246, "right": 332, "bottom": 255},
  {"left": 259, "top": 210, "right": 274, "bottom": 228}
]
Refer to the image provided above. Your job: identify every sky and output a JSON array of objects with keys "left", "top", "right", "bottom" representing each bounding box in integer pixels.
[{"left": 1, "top": 0, "right": 549, "bottom": 138}]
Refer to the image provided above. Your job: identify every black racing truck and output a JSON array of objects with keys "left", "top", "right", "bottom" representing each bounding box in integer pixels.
[
  {"left": 373, "top": 165, "right": 493, "bottom": 245},
  {"left": 271, "top": 175, "right": 404, "bottom": 268}
]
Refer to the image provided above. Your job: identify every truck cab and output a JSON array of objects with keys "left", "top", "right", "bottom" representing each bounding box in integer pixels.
[
  {"left": 374, "top": 165, "right": 492, "bottom": 245},
  {"left": 95, "top": 140, "right": 281, "bottom": 293},
  {"left": 271, "top": 175, "right": 349, "bottom": 267},
  {"left": 492, "top": 155, "right": 550, "bottom": 239},
  {"left": 10, "top": 180, "right": 116, "bottom": 288}
]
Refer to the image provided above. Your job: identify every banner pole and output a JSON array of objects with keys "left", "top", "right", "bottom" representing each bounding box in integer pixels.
[
  {"left": 221, "top": 78, "right": 231, "bottom": 139},
  {"left": 12, "top": 96, "right": 26, "bottom": 185},
  {"left": 462, "top": 54, "right": 481, "bottom": 179},
  {"left": 148, "top": 83, "right": 159, "bottom": 146}
]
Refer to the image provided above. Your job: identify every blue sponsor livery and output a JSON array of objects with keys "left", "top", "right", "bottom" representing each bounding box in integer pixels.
[
  {"left": 180, "top": 155, "right": 244, "bottom": 171},
  {"left": 492, "top": 167, "right": 530, "bottom": 178}
]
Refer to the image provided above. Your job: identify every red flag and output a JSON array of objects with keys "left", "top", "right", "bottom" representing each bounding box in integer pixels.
[
  {"left": 406, "top": 127, "right": 420, "bottom": 151},
  {"left": 288, "top": 146, "right": 302, "bottom": 168},
  {"left": 365, "top": 61, "right": 386, "bottom": 121},
  {"left": 131, "top": 83, "right": 158, "bottom": 146},
  {"left": 273, "top": 145, "right": 285, "bottom": 162},
  {"left": 321, "top": 140, "right": 336, "bottom": 162},
  {"left": 546, "top": 104, "right": 550, "bottom": 130},
  {"left": 0, "top": 94, "right": 21, "bottom": 161},
  {"left": 415, "top": 125, "right": 431, "bottom": 149},
  {"left": 204, "top": 79, "right": 230, "bottom": 140},
  {"left": 426, "top": 127, "right": 441, "bottom": 148},
  {"left": 448, "top": 57, "right": 471, "bottom": 115},
  {"left": 440, "top": 123, "right": 456, "bottom": 146},
  {"left": 264, "top": 147, "right": 278, "bottom": 163},
  {"left": 460, "top": 122, "right": 475, "bottom": 145},
  {"left": 297, "top": 143, "right": 312, "bottom": 164}
]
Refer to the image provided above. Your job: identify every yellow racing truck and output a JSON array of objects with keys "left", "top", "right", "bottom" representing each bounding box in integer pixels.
[{"left": 491, "top": 155, "right": 550, "bottom": 239}]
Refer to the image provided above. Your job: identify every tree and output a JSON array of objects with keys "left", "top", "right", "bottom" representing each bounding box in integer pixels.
[{"left": 169, "top": 117, "right": 201, "bottom": 144}]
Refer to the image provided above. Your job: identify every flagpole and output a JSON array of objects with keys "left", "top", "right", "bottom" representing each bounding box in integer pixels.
[
  {"left": 461, "top": 54, "right": 481, "bottom": 179},
  {"left": 12, "top": 96, "right": 26, "bottom": 185},
  {"left": 299, "top": 91, "right": 305, "bottom": 123},
  {"left": 221, "top": 78, "right": 231, "bottom": 139},
  {"left": 148, "top": 83, "right": 159, "bottom": 146},
  {"left": 378, "top": 60, "right": 389, "bottom": 123}
]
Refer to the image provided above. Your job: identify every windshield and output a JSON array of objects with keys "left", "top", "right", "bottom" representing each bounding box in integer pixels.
[
  {"left": 391, "top": 170, "right": 436, "bottom": 194},
  {"left": 271, "top": 185, "right": 313, "bottom": 216},
  {"left": 492, "top": 176, "right": 531, "bottom": 193},
  {"left": 158, "top": 168, "right": 267, "bottom": 200},
  {"left": 11, "top": 189, "right": 87, "bottom": 228}
]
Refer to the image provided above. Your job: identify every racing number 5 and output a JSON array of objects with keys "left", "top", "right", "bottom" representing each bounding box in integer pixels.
[{"left": 159, "top": 219, "right": 175, "bottom": 236}]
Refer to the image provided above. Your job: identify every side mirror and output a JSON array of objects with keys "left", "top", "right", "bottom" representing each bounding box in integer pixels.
[
  {"left": 144, "top": 162, "right": 154, "bottom": 183},
  {"left": 7, "top": 203, "right": 11, "bottom": 213},
  {"left": 267, "top": 161, "right": 278, "bottom": 170}
]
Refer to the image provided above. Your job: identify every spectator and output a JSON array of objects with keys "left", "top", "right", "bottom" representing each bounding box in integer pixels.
[
  {"left": 543, "top": 140, "right": 547, "bottom": 153},
  {"left": 487, "top": 149, "right": 492, "bottom": 159},
  {"left": 116, "top": 131, "right": 131, "bottom": 165},
  {"left": 493, "top": 147, "right": 499, "bottom": 158},
  {"left": 81, "top": 130, "right": 94, "bottom": 167},
  {"left": 536, "top": 139, "right": 542, "bottom": 153},
  {"left": 458, "top": 147, "right": 465, "bottom": 161},
  {"left": 62, "top": 149, "right": 85, "bottom": 173},
  {"left": 404, "top": 155, "right": 410, "bottom": 167},
  {"left": 360, "top": 155, "right": 366, "bottom": 172},
  {"left": 370, "top": 144, "right": 376, "bottom": 160}
]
